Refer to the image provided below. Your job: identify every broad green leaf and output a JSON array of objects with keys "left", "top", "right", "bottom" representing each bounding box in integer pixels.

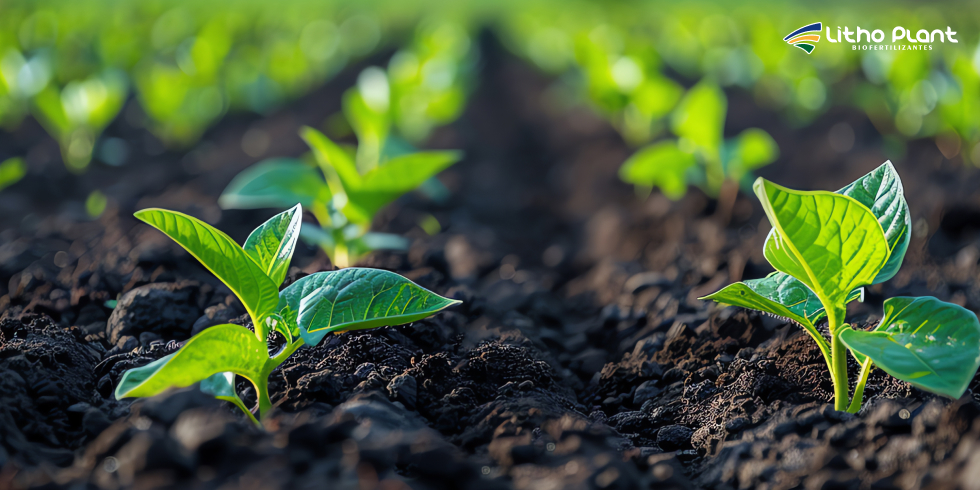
[
  {"left": 115, "top": 324, "right": 269, "bottom": 399},
  {"left": 218, "top": 158, "right": 330, "bottom": 210},
  {"left": 840, "top": 297, "right": 980, "bottom": 399},
  {"left": 277, "top": 268, "right": 461, "bottom": 347},
  {"left": 754, "top": 178, "right": 890, "bottom": 317},
  {"left": 343, "top": 151, "right": 461, "bottom": 224},
  {"left": 301, "top": 126, "right": 362, "bottom": 191},
  {"left": 835, "top": 161, "right": 910, "bottom": 284},
  {"left": 701, "top": 272, "right": 863, "bottom": 329},
  {"left": 619, "top": 141, "right": 697, "bottom": 200},
  {"left": 670, "top": 81, "right": 726, "bottom": 157},
  {"left": 243, "top": 204, "right": 303, "bottom": 286},
  {"left": 135, "top": 209, "right": 280, "bottom": 340}
]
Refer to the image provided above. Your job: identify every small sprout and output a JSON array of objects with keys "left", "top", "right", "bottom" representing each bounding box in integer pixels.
[
  {"left": 86, "top": 190, "right": 108, "bottom": 218},
  {"left": 0, "top": 156, "right": 26, "bottom": 192},
  {"left": 702, "top": 161, "right": 980, "bottom": 412},
  {"left": 115, "top": 205, "right": 460, "bottom": 425}
]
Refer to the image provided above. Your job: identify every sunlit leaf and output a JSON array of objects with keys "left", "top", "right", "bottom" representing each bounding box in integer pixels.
[
  {"left": 115, "top": 324, "right": 268, "bottom": 399},
  {"left": 754, "top": 178, "right": 889, "bottom": 318},
  {"left": 135, "top": 208, "right": 280, "bottom": 340},
  {"left": 618, "top": 141, "right": 696, "bottom": 200},
  {"left": 278, "top": 268, "right": 460, "bottom": 346},
  {"left": 243, "top": 204, "right": 303, "bottom": 286},
  {"left": 840, "top": 297, "right": 980, "bottom": 399},
  {"left": 671, "top": 80, "right": 726, "bottom": 157}
]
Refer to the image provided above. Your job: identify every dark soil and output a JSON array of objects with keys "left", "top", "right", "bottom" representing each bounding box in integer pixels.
[{"left": 4, "top": 35, "right": 980, "bottom": 490}]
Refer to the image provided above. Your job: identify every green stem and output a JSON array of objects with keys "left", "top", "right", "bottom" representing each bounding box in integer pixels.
[
  {"left": 847, "top": 358, "right": 873, "bottom": 414},
  {"left": 256, "top": 376, "right": 272, "bottom": 420},
  {"left": 225, "top": 396, "right": 260, "bottom": 427},
  {"left": 272, "top": 338, "right": 306, "bottom": 365},
  {"left": 310, "top": 202, "right": 333, "bottom": 228},
  {"left": 830, "top": 322, "right": 850, "bottom": 411}
]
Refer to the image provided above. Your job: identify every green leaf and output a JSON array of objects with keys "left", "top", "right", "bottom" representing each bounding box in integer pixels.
[
  {"left": 754, "top": 178, "right": 890, "bottom": 317},
  {"left": 835, "top": 161, "right": 910, "bottom": 284},
  {"left": 277, "top": 268, "right": 461, "bottom": 347},
  {"left": 728, "top": 128, "right": 778, "bottom": 181},
  {"left": 243, "top": 204, "right": 303, "bottom": 286},
  {"left": 840, "top": 297, "right": 980, "bottom": 399},
  {"left": 702, "top": 272, "right": 863, "bottom": 329},
  {"left": 218, "top": 158, "right": 330, "bottom": 209},
  {"left": 135, "top": 208, "right": 280, "bottom": 340},
  {"left": 115, "top": 324, "right": 269, "bottom": 399},
  {"left": 0, "top": 157, "right": 27, "bottom": 192},
  {"left": 199, "top": 372, "right": 239, "bottom": 399},
  {"left": 301, "top": 126, "right": 362, "bottom": 191},
  {"left": 618, "top": 141, "right": 697, "bottom": 200},
  {"left": 671, "top": 80, "right": 726, "bottom": 158},
  {"left": 344, "top": 151, "right": 461, "bottom": 225}
]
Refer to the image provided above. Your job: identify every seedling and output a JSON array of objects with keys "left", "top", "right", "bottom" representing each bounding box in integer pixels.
[
  {"left": 619, "top": 80, "right": 779, "bottom": 200},
  {"left": 114, "top": 205, "right": 460, "bottom": 425},
  {"left": 221, "top": 124, "right": 459, "bottom": 268},
  {"left": 702, "top": 162, "right": 980, "bottom": 412}
]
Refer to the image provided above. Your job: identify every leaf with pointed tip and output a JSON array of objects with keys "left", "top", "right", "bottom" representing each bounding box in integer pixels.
[
  {"left": 243, "top": 205, "right": 303, "bottom": 286},
  {"left": 115, "top": 324, "right": 269, "bottom": 399},
  {"left": 754, "top": 178, "right": 890, "bottom": 318},
  {"left": 702, "top": 272, "right": 863, "bottom": 329},
  {"left": 343, "top": 151, "right": 461, "bottom": 224},
  {"left": 835, "top": 161, "right": 910, "bottom": 284},
  {"left": 135, "top": 209, "right": 280, "bottom": 340},
  {"left": 301, "top": 126, "right": 362, "bottom": 190},
  {"left": 218, "top": 158, "right": 330, "bottom": 210},
  {"left": 277, "top": 268, "right": 461, "bottom": 347},
  {"left": 840, "top": 297, "right": 980, "bottom": 399}
]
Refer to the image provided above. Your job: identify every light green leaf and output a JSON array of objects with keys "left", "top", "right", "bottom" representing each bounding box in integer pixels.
[
  {"left": 0, "top": 157, "right": 26, "bottom": 192},
  {"left": 754, "top": 178, "right": 890, "bottom": 317},
  {"left": 344, "top": 151, "right": 461, "bottom": 224},
  {"left": 728, "top": 128, "right": 778, "bottom": 181},
  {"left": 618, "top": 141, "right": 697, "bottom": 200},
  {"left": 278, "top": 268, "right": 461, "bottom": 347},
  {"left": 218, "top": 158, "right": 330, "bottom": 210},
  {"left": 835, "top": 161, "right": 910, "bottom": 284},
  {"left": 301, "top": 126, "right": 362, "bottom": 191},
  {"left": 115, "top": 324, "right": 268, "bottom": 399},
  {"left": 135, "top": 208, "right": 280, "bottom": 340},
  {"left": 670, "top": 80, "right": 726, "bottom": 157},
  {"left": 243, "top": 204, "right": 303, "bottom": 286},
  {"left": 840, "top": 297, "right": 980, "bottom": 399}
]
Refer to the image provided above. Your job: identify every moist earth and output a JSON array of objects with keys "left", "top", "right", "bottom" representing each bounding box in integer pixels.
[{"left": 3, "top": 36, "right": 980, "bottom": 490}]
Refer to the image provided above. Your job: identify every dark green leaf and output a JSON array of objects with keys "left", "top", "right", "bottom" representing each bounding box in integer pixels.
[
  {"left": 278, "top": 268, "right": 460, "bottom": 346},
  {"left": 218, "top": 158, "right": 330, "bottom": 209},
  {"left": 243, "top": 205, "right": 303, "bottom": 286},
  {"left": 835, "top": 161, "right": 910, "bottom": 284},
  {"left": 840, "top": 297, "right": 980, "bottom": 399}
]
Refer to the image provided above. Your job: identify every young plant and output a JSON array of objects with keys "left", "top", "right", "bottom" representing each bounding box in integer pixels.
[
  {"left": 114, "top": 205, "right": 460, "bottom": 425},
  {"left": 619, "top": 80, "right": 779, "bottom": 200},
  {"left": 702, "top": 162, "right": 980, "bottom": 412},
  {"left": 221, "top": 126, "right": 459, "bottom": 268}
]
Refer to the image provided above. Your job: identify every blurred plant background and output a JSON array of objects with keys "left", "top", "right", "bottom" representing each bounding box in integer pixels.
[{"left": 0, "top": 0, "right": 977, "bottom": 199}]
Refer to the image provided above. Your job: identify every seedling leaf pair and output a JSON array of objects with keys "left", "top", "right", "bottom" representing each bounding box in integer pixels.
[
  {"left": 118, "top": 205, "right": 460, "bottom": 424},
  {"left": 703, "top": 161, "right": 980, "bottom": 411}
]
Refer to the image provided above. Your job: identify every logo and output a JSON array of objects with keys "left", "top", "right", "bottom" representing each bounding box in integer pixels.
[{"left": 783, "top": 22, "right": 822, "bottom": 54}]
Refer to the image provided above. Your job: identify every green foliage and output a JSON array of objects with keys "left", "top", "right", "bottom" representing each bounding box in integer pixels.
[
  {"left": 703, "top": 161, "right": 980, "bottom": 412},
  {"left": 117, "top": 205, "right": 459, "bottom": 425},
  {"left": 620, "top": 81, "right": 779, "bottom": 199},
  {"left": 0, "top": 157, "right": 26, "bottom": 192}
]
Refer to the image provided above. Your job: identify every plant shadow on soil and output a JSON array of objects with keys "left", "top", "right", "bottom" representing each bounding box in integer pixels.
[{"left": 3, "top": 34, "right": 980, "bottom": 490}]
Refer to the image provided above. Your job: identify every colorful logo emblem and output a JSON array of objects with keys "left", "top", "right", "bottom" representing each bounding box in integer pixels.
[{"left": 783, "top": 22, "right": 822, "bottom": 53}]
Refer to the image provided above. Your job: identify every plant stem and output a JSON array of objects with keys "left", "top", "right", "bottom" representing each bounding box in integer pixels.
[
  {"left": 847, "top": 358, "right": 873, "bottom": 414},
  {"left": 831, "top": 330, "right": 850, "bottom": 411},
  {"left": 256, "top": 376, "right": 272, "bottom": 420}
]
